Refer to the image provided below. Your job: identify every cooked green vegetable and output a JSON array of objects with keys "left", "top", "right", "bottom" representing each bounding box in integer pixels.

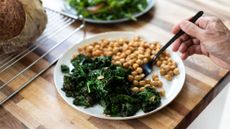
[
  {"left": 61, "top": 54, "right": 161, "bottom": 117},
  {"left": 61, "top": 64, "right": 70, "bottom": 74},
  {"left": 68, "top": 0, "right": 148, "bottom": 20}
]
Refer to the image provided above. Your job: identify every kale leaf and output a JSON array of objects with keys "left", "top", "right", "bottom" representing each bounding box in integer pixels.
[
  {"left": 61, "top": 54, "right": 161, "bottom": 117},
  {"left": 61, "top": 64, "right": 70, "bottom": 74}
]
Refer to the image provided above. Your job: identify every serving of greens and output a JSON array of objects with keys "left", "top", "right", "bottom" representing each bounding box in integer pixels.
[
  {"left": 61, "top": 54, "right": 161, "bottom": 117},
  {"left": 67, "top": 0, "right": 148, "bottom": 21}
]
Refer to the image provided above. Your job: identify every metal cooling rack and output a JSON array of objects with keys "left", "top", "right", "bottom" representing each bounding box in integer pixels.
[{"left": 0, "top": 8, "right": 85, "bottom": 105}]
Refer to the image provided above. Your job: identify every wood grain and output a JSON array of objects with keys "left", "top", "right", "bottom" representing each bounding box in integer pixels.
[{"left": 0, "top": 0, "right": 229, "bottom": 129}]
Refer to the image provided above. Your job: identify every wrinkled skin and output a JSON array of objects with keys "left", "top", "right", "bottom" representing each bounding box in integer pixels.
[{"left": 172, "top": 16, "right": 230, "bottom": 69}]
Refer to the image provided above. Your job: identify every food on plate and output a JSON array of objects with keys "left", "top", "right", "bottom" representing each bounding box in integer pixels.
[
  {"left": 0, "top": 0, "right": 47, "bottom": 54},
  {"left": 76, "top": 36, "right": 180, "bottom": 89},
  {"left": 61, "top": 36, "right": 180, "bottom": 117},
  {"left": 68, "top": 0, "right": 148, "bottom": 20},
  {"left": 61, "top": 55, "right": 161, "bottom": 117}
]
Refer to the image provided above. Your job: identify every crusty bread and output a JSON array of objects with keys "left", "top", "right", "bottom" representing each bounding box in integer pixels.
[{"left": 0, "top": 0, "right": 47, "bottom": 54}]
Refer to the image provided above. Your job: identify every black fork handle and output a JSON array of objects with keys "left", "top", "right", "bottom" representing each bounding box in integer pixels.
[{"left": 151, "top": 11, "right": 204, "bottom": 63}]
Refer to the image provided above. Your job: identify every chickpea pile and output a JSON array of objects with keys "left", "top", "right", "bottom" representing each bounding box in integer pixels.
[{"left": 76, "top": 36, "right": 180, "bottom": 96}]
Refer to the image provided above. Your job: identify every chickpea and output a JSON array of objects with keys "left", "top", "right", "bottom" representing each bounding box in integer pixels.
[
  {"left": 150, "top": 81, "right": 156, "bottom": 87},
  {"left": 143, "top": 58, "right": 148, "bottom": 64},
  {"left": 150, "top": 44, "right": 155, "bottom": 49},
  {"left": 173, "top": 68, "right": 180, "bottom": 75},
  {"left": 164, "top": 65, "right": 170, "bottom": 72},
  {"left": 162, "top": 61, "right": 167, "bottom": 65},
  {"left": 156, "top": 43, "right": 161, "bottom": 49},
  {"left": 132, "top": 71, "right": 138, "bottom": 76},
  {"left": 168, "top": 70, "right": 174, "bottom": 76},
  {"left": 156, "top": 48, "right": 160, "bottom": 52},
  {"left": 113, "top": 48, "right": 119, "bottom": 53},
  {"left": 107, "top": 51, "right": 113, "bottom": 56},
  {"left": 131, "top": 87, "right": 139, "bottom": 92},
  {"left": 113, "top": 56, "right": 118, "bottom": 60},
  {"left": 86, "top": 45, "right": 93, "bottom": 53},
  {"left": 136, "top": 59, "right": 143, "bottom": 65},
  {"left": 140, "top": 87, "right": 145, "bottom": 92},
  {"left": 151, "top": 50, "right": 156, "bottom": 55},
  {"left": 125, "top": 50, "right": 132, "bottom": 55},
  {"left": 159, "top": 89, "right": 166, "bottom": 97},
  {"left": 120, "top": 58, "right": 125, "bottom": 64},
  {"left": 158, "top": 81, "right": 163, "bottom": 87},
  {"left": 130, "top": 53, "right": 136, "bottom": 59},
  {"left": 152, "top": 73, "right": 158, "bottom": 79},
  {"left": 154, "top": 77, "right": 159, "bottom": 81},
  {"left": 145, "top": 80, "right": 151, "bottom": 84},
  {"left": 78, "top": 47, "right": 83, "bottom": 52},
  {"left": 128, "top": 59, "right": 135, "bottom": 65},
  {"left": 165, "top": 74, "right": 172, "bottom": 81},
  {"left": 140, "top": 74, "right": 145, "bottom": 79},
  {"left": 138, "top": 54, "right": 145, "bottom": 59},
  {"left": 95, "top": 45, "right": 100, "bottom": 49},
  {"left": 123, "top": 62, "right": 130, "bottom": 68},
  {"left": 82, "top": 45, "right": 87, "bottom": 51},
  {"left": 115, "top": 61, "right": 121, "bottom": 65},
  {"left": 136, "top": 67, "right": 143, "bottom": 74},
  {"left": 135, "top": 75, "right": 142, "bottom": 81},
  {"left": 144, "top": 84, "right": 151, "bottom": 88},
  {"left": 113, "top": 42, "right": 119, "bottom": 47},
  {"left": 144, "top": 53, "right": 150, "bottom": 58},
  {"left": 133, "top": 63, "right": 139, "bottom": 69},
  {"left": 165, "top": 53, "right": 170, "bottom": 57},
  {"left": 139, "top": 80, "right": 146, "bottom": 86},
  {"left": 133, "top": 80, "right": 139, "bottom": 86},
  {"left": 107, "top": 47, "right": 113, "bottom": 51},
  {"left": 93, "top": 50, "right": 102, "bottom": 56},
  {"left": 160, "top": 68, "right": 166, "bottom": 75},
  {"left": 117, "top": 52, "right": 122, "bottom": 56},
  {"left": 120, "top": 53, "right": 126, "bottom": 58},
  {"left": 129, "top": 46, "right": 135, "bottom": 52},
  {"left": 123, "top": 44, "right": 129, "bottom": 50},
  {"left": 170, "top": 65, "right": 176, "bottom": 70},
  {"left": 156, "top": 61, "right": 162, "bottom": 67},
  {"left": 152, "top": 81, "right": 159, "bottom": 87}
]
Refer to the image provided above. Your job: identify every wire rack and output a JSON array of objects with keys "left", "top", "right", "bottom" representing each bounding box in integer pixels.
[{"left": 0, "top": 8, "right": 85, "bottom": 105}]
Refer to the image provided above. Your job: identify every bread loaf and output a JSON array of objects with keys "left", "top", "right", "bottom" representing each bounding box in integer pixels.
[{"left": 0, "top": 0, "right": 47, "bottom": 54}]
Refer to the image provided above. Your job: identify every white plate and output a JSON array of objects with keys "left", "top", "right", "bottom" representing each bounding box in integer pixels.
[
  {"left": 54, "top": 32, "right": 185, "bottom": 120},
  {"left": 63, "top": 0, "right": 156, "bottom": 24}
]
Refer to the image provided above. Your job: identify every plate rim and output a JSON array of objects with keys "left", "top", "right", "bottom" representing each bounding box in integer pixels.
[
  {"left": 54, "top": 31, "right": 186, "bottom": 120},
  {"left": 63, "top": 0, "right": 156, "bottom": 24}
]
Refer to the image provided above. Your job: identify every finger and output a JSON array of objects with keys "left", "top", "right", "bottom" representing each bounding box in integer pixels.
[
  {"left": 181, "top": 52, "right": 188, "bottom": 60},
  {"left": 179, "top": 39, "right": 193, "bottom": 53},
  {"left": 196, "top": 16, "right": 220, "bottom": 29},
  {"left": 187, "top": 45, "right": 202, "bottom": 55},
  {"left": 192, "top": 38, "right": 200, "bottom": 45},
  {"left": 172, "top": 17, "right": 192, "bottom": 34},
  {"left": 172, "top": 34, "right": 190, "bottom": 52},
  {"left": 172, "top": 38, "right": 182, "bottom": 51},
  {"left": 196, "top": 16, "right": 210, "bottom": 29},
  {"left": 172, "top": 23, "right": 180, "bottom": 34},
  {"left": 179, "top": 21, "right": 206, "bottom": 39}
]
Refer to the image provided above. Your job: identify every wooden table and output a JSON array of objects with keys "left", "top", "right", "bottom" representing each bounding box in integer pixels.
[{"left": 1, "top": 0, "right": 230, "bottom": 129}]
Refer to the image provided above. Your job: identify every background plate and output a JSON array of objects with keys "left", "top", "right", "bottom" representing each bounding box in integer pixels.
[
  {"left": 63, "top": 0, "right": 156, "bottom": 24},
  {"left": 54, "top": 32, "right": 186, "bottom": 120}
]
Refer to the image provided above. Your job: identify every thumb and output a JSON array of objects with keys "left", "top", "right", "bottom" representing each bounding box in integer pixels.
[{"left": 180, "top": 21, "right": 205, "bottom": 39}]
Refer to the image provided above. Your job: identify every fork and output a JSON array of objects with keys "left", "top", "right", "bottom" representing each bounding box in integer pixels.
[{"left": 142, "top": 11, "right": 204, "bottom": 77}]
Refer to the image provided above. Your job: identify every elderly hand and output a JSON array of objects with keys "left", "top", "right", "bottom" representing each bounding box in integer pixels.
[{"left": 172, "top": 16, "right": 230, "bottom": 69}]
